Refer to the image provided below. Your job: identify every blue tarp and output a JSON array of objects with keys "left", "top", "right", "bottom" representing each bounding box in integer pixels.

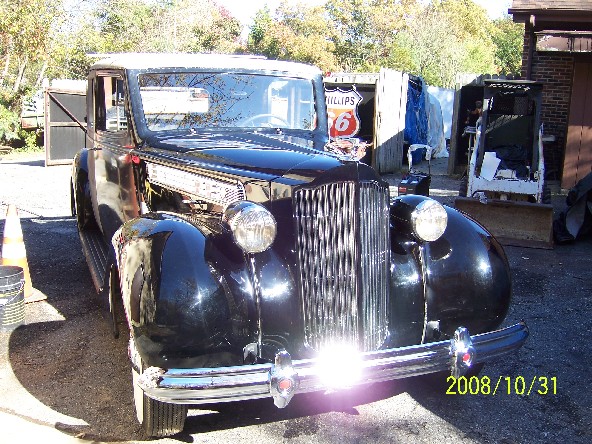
[{"left": 404, "top": 80, "right": 428, "bottom": 146}]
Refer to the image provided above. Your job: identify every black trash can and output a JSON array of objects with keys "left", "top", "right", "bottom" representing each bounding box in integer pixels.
[{"left": 0, "top": 265, "right": 25, "bottom": 331}]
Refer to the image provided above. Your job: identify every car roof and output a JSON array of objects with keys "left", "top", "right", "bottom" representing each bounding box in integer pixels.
[{"left": 89, "top": 53, "right": 321, "bottom": 78}]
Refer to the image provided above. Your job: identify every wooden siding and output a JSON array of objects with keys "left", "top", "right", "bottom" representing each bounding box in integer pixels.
[
  {"left": 563, "top": 61, "right": 592, "bottom": 188},
  {"left": 373, "top": 69, "right": 408, "bottom": 173}
]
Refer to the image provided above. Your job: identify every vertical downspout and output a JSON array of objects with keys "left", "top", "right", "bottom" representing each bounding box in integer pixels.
[{"left": 526, "top": 15, "right": 536, "bottom": 80}]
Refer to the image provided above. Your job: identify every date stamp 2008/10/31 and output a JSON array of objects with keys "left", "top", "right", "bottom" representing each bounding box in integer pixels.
[{"left": 446, "top": 376, "right": 558, "bottom": 396}]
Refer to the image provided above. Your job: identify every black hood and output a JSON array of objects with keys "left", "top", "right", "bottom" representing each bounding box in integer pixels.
[{"left": 143, "top": 130, "right": 357, "bottom": 184}]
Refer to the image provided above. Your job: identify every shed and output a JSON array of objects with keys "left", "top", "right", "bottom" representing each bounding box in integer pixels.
[
  {"left": 509, "top": 0, "right": 592, "bottom": 189},
  {"left": 324, "top": 69, "right": 409, "bottom": 173},
  {"left": 324, "top": 69, "right": 447, "bottom": 173}
]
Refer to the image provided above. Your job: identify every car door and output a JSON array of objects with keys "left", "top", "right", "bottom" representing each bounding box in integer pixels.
[{"left": 87, "top": 70, "right": 139, "bottom": 241}]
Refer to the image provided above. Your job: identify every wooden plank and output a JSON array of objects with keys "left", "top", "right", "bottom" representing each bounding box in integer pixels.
[
  {"left": 576, "top": 63, "right": 592, "bottom": 184},
  {"left": 563, "top": 62, "right": 592, "bottom": 188},
  {"left": 373, "top": 69, "right": 407, "bottom": 173}
]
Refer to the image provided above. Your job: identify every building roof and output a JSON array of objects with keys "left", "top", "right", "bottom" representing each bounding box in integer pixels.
[
  {"left": 510, "top": 1, "right": 592, "bottom": 11},
  {"left": 510, "top": 0, "right": 592, "bottom": 26}
]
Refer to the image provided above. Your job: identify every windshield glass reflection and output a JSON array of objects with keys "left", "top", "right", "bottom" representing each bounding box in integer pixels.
[{"left": 138, "top": 72, "right": 316, "bottom": 132}]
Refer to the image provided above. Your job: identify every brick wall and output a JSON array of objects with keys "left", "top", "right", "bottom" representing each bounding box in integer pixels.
[{"left": 521, "top": 32, "right": 575, "bottom": 181}]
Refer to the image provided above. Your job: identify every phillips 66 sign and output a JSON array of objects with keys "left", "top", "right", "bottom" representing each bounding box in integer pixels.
[{"left": 326, "top": 88, "right": 363, "bottom": 138}]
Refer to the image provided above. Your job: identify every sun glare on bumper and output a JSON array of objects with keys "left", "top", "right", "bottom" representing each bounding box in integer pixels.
[{"left": 316, "top": 343, "right": 363, "bottom": 389}]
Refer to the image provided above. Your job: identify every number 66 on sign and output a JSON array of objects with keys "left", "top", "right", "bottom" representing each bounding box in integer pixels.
[{"left": 326, "top": 88, "right": 363, "bottom": 138}]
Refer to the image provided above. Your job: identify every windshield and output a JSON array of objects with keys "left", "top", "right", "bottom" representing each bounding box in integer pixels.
[{"left": 137, "top": 72, "right": 316, "bottom": 132}]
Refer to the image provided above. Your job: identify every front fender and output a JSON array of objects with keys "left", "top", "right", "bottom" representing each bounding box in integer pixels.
[
  {"left": 113, "top": 212, "right": 254, "bottom": 369},
  {"left": 390, "top": 195, "right": 511, "bottom": 343},
  {"left": 423, "top": 206, "right": 511, "bottom": 337}
]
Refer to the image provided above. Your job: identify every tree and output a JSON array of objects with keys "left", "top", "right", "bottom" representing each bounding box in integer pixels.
[
  {"left": 70, "top": 0, "right": 242, "bottom": 55},
  {"left": 0, "top": 0, "right": 63, "bottom": 91},
  {"left": 387, "top": 0, "right": 496, "bottom": 87},
  {"left": 491, "top": 16, "right": 524, "bottom": 75},
  {"left": 247, "top": 3, "right": 339, "bottom": 72},
  {"left": 395, "top": 7, "right": 465, "bottom": 87},
  {"left": 435, "top": 0, "right": 493, "bottom": 42},
  {"left": 325, "top": 0, "right": 376, "bottom": 71},
  {"left": 190, "top": 4, "right": 242, "bottom": 53},
  {"left": 92, "top": 0, "right": 158, "bottom": 52}
]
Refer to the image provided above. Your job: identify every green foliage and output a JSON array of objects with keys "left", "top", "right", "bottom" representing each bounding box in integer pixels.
[
  {"left": 0, "top": 0, "right": 62, "bottom": 62},
  {"left": 394, "top": 1, "right": 496, "bottom": 87},
  {"left": 0, "top": 104, "right": 19, "bottom": 144},
  {"left": 492, "top": 17, "right": 524, "bottom": 74},
  {"left": 0, "top": 87, "right": 37, "bottom": 147},
  {"left": 325, "top": 0, "right": 376, "bottom": 71},
  {"left": 435, "top": 0, "right": 494, "bottom": 41},
  {"left": 1, "top": 0, "right": 525, "bottom": 101},
  {"left": 247, "top": 3, "right": 339, "bottom": 72},
  {"left": 249, "top": 7, "right": 274, "bottom": 49},
  {"left": 71, "top": 0, "right": 242, "bottom": 54},
  {"left": 244, "top": 0, "right": 517, "bottom": 86},
  {"left": 191, "top": 5, "right": 242, "bottom": 53},
  {"left": 17, "top": 128, "right": 43, "bottom": 151},
  {"left": 93, "top": 0, "right": 153, "bottom": 52}
]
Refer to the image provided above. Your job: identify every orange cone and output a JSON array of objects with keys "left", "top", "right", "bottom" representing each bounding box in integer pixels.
[{"left": 1, "top": 204, "right": 45, "bottom": 303}]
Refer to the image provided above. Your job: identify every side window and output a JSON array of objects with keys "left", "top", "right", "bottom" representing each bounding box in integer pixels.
[
  {"left": 95, "top": 75, "right": 127, "bottom": 132},
  {"left": 87, "top": 77, "right": 95, "bottom": 131}
]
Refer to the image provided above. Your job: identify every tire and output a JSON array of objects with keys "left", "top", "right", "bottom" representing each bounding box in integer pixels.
[
  {"left": 74, "top": 174, "right": 97, "bottom": 230},
  {"left": 132, "top": 345, "right": 187, "bottom": 437}
]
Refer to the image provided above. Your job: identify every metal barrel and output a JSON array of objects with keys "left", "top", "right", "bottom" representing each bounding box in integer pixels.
[{"left": 0, "top": 265, "right": 25, "bottom": 331}]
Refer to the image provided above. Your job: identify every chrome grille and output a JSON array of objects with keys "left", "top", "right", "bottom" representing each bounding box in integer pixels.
[{"left": 294, "top": 181, "right": 390, "bottom": 352}]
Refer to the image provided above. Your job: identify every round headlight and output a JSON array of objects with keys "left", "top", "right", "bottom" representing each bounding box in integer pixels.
[
  {"left": 224, "top": 202, "right": 277, "bottom": 253},
  {"left": 411, "top": 199, "right": 448, "bottom": 242}
]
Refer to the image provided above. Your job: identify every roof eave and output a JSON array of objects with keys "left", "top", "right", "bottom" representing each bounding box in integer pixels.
[{"left": 511, "top": 9, "right": 592, "bottom": 24}]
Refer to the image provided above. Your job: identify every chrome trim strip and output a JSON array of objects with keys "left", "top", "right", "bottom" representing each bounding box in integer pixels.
[
  {"left": 359, "top": 182, "right": 391, "bottom": 351},
  {"left": 145, "top": 162, "right": 245, "bottom": 209},
  {"left": 139, "top": 322, "right": 528, "bottom": 405}
]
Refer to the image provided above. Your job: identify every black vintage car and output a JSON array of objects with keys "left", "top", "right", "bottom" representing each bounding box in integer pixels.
[{"left": 71, "top": 53, "right": 528, "bottom": 437}]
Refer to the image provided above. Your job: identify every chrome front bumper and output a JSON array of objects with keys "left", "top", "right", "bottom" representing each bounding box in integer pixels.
[{"left": 137, "top": 322, "right": 528, "bottom": 407}]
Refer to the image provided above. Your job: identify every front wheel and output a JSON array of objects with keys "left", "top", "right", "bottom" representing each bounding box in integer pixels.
[{"left": 132, "top": 346, "right": 187, "bottom": 437}]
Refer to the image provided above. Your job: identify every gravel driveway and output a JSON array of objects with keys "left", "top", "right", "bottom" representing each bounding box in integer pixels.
[{"left": 1, "top": 153, "right": 590, "bottom": 443}]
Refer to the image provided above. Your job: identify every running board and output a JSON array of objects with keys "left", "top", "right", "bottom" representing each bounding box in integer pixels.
[{"left": 79, "top": 228, "right": 110, "bottom": 292}]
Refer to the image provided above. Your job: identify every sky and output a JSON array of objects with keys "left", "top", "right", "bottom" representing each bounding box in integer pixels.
[{"left": 222, "top": 0, "right": 513, "bottom": 29}]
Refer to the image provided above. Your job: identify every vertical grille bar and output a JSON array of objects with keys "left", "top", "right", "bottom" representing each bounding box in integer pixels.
[
  {"left": 360, "top": 182, "right": 391, "bottom": 350},
  {"left": 294, "top": 181, "right": 390, "bottom": 352}
]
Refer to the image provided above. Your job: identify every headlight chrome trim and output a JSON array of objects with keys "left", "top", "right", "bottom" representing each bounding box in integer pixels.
[
  {"left": 410, "top": 199, "right": 448, "bottom": 242},
  {"left": 224, "top": 201, "right": 277, "bottom": 253}
]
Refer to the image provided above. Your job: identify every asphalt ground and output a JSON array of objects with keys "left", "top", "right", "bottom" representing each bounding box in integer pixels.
[{"left": 0, "top": 153, "right": 591, "bottom": 443}]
